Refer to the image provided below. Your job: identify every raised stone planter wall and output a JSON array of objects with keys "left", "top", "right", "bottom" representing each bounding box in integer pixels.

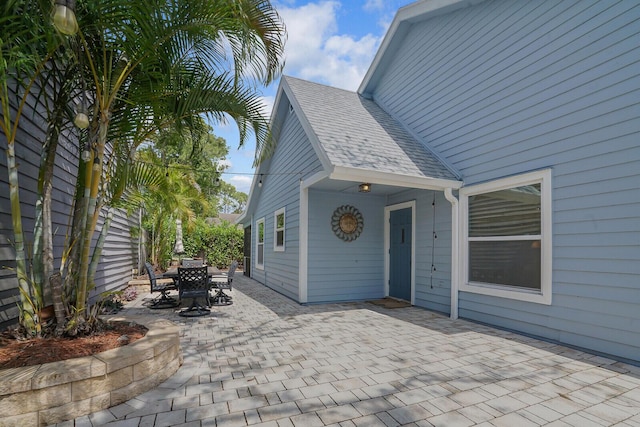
[{"left": 0, "top": 316, "right": 182, "bottom": 427}]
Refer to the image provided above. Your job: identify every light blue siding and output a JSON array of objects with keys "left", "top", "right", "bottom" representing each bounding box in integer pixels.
[
  {"left": 388, "top": 190, "right": 453, "bottom": 314},
  {"left": 307, "top": 190, "right": 386, "bottom": 303},
  {"left": 251, "top": 102, "right": 323, "bottom": 300},
  {"left": 371, "top": 0, "right": 640, "bottom": 361}
]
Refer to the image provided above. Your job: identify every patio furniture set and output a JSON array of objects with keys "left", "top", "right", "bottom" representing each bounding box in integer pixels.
[{"left": 145, "top": 259, "right": 236, "bottom": 317}]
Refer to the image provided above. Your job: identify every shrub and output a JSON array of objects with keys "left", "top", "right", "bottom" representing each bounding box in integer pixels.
[{"left": 183, "top": 219, "right": 243, "bottom": 268}]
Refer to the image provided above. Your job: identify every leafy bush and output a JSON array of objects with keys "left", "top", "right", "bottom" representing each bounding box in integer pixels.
[{"left": 182, "top": 218, "right": 243, "bottom": 268}]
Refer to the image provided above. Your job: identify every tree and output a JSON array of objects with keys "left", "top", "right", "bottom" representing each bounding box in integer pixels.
[
  {"left": 0, "top": 0, "right": 63, "bottom": 333},
  {"left": 217, "top": 181, "right": 248, "bottom": 214},
  {"left": 150, "top": 119, "right": 229, "bottom": 217},
  {"left": 135, "top": 147, "right": 209, "bottom": 267},
  {"left": 1, "top": 0, "right": 285, "bottom": 335}
]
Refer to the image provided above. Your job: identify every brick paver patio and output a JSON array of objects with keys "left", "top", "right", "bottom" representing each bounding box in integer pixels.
[{"left": 53, "top": 275, "right": 640, "bottom": 426}]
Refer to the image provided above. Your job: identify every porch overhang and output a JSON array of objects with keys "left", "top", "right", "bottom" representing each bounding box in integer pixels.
[{"left": 330, "top": 166, "right": 462, "bottom": 192}]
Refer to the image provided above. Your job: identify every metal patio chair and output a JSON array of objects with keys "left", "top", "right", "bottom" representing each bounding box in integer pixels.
[
  {"left": 210, "top": 260, "right": 237, "bottom": 306},
  {"left": 178, "top": 266, "right": 211, "bottom": 317},
  {"left": 145, "top": 262, "right": 178, "bottom": 309}
]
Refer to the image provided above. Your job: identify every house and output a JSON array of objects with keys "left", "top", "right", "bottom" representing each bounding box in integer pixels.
[{"left": 238, "top": 0, "right": 640, "bottom": 364}]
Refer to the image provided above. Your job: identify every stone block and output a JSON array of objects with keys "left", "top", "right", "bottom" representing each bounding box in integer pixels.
[
  {"left": 133, "top": 343, "right": 179, "bottom": 381},
  {"left": 71, "top": 366, "right": 133, "bottom": 400},
  {"left": 32, "top": 355, "right": 106, "bottom": 389},
  {"left": 0, "top": 383, "right": 70, "bottom": 416},
  {"left": 0, "top": 412, "right": 38, "bottom": 427},
  {"left": 93, "top": 340, "right": 154, "bottom": 374},
  {"left": 111, "top": 356, "right": 180, "bottom": 406},
  {"left": 39, "top": 392, "right": 111, "bottom": 426},
  {"left": 0, "top": 364, "right": 39, "bottom": 395}
]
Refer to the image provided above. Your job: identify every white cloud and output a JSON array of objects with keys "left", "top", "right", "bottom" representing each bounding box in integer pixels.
[
  {"left": 260, "top": 95, "right": 276, "bottom": 118},
  {"left": 229, "top": 175, "right": 254, "bottom": 194},
  {"left": 279, "top": 1, "right": 381, "bottom": 91}
]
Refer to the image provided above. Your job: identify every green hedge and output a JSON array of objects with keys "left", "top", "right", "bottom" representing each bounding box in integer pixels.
[{"left": 182, "top": 218, "right": 243, "bottom": 268}]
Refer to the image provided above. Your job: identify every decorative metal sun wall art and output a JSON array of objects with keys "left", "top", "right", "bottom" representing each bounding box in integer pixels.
[{"left": 331, "top": 205, "right": 364, "bottom": 241}]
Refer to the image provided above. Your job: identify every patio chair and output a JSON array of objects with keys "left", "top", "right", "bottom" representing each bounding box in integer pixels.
[
  {"left": 145, "top": 262, "right": 178, "bottom": 309},
  {"left": 210, "top": 260, "right": 237, "bottom": 306},
  {"left": 181, "top": 258, "right": 204, "bottom": 267},
  {"left": 178, "top": 266, "right": 211, "bottom": 317}
]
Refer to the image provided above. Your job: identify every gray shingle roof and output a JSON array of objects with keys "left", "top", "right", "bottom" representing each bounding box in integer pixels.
[{"left": 284, "top": 76, "right": 458, "bottom": 181}]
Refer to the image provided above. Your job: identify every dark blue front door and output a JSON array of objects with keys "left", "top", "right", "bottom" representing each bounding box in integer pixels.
[{"left": 389, "top": 207, "right": 412, "bottom": 301}]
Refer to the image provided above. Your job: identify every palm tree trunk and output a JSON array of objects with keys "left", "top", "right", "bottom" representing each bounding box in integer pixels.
[
  {"left": 88, "top": 209, "right": 113, "bottom": 283},
  {"left": 34, "top": 112, "right": 62, "bottom": 305},
  {"left": 5, "top": 141, "right": 35, "bottom": 331},
  {"left": 76, "top": 111, "right": 108, "bottom": 315}
]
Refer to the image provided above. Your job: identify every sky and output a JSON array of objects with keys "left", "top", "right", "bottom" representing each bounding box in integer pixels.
[{"left": 216, "top": 0, "right": 416, "bottom": 194}]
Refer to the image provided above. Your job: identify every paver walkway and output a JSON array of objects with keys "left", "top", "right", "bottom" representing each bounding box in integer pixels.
[{"left": 54, "top": 275, "right": 640, "bottom": 426}]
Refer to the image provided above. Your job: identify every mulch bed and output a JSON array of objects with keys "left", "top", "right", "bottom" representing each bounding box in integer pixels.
[{"left": 0, "top": 322, "right": 147, "bottom": 369}]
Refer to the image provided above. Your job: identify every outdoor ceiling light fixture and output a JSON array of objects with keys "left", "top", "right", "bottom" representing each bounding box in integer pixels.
[
  {"left": 52, "top": 0, "right": 79, "bottom": 36},
  {"left": 358, "top": 183, "right": 371, "bottom": 193}
]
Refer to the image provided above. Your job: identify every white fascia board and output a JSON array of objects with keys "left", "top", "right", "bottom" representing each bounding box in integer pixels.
[
  {"left": 301, "top": 169, "right": 331, "bottom": 190},
  {"left": 359, "top": 0, "right": 487, "bottom": 96},
  {"left": 237, "top": 150, "right": 273, "bottom": 225},
  {"left": 330, "top": 166, "right": 462, "bottom": 191},
  {"left": 281, "top": 78, "right": 333, "bottom": 172}
]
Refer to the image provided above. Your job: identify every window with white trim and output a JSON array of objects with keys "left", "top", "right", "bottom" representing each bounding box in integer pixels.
[
  {"left": 274, "top": 207, "right": 285, "bottom": 251},
  {"left": 256, "top": 218, "right": 265, "bottom": 270},
  {"left": 460, "top": 169, "right": 552, "bottom": 304}
]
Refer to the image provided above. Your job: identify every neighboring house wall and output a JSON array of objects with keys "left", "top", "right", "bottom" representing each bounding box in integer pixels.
[
  {"left": 371, "top": 0, "right": 640, "bottom": 361},
  {"left": 307, "top": 190, "right": 386, "bottom": 303},
  {"left": 388, "top": 190, "right": 453, "bottom": 315},
  {"left": 0, "top": 89, "right": 137, "bottom": 330},
  {"left": 251, "top": 103, "right": 322, "bottom": 300}
]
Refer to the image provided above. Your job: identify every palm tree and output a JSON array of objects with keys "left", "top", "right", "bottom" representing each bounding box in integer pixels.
[
  {"left": 2, "top": 0, "right": 286, "bottom": 335},
  {"left": 65, "top": 0, "right": 284, "bottom": 329},
  {"left": 0, "top": 0, "right": 64, "bottom": 333},
  {"left": 135, "top": 147, "right": 208, "bottom": 267}
]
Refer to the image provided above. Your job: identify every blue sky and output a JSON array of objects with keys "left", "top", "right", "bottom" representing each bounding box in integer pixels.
[{"left": 216, "top": 0, "right": 415, "bottom": 194}]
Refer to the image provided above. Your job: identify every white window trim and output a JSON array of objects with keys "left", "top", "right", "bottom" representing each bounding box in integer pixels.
[
  {"left": 256, "top": 217, "right": 265, "bottom": 270},
  {"left": 459, "top": 169, "right": 552, "bottom": 305},
  {"left": 274, "top": 207, "right": 285, "bottom": 252}
]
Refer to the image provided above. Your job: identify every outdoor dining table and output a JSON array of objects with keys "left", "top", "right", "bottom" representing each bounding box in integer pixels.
[{"left": 162, "top": 265, "right": 221, "bottom": 281}]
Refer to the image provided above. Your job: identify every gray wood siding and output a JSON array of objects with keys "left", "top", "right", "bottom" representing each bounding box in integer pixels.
[
  {"left": 251, "top": 105, "right": 323, "bottom": 300},
  {"left": 307, "top": 190, "right": 386, "bottom": 303},
  {"left": 388, "top": 190, "right": 453, "bottom": 314},
  {"left": 372, "top": 0, "right": 640, "bottom": 361},
  {"left": 0, "top": 87, "right": 137, "bottom": 328}
]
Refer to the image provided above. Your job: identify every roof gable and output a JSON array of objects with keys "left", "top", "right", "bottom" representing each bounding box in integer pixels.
[
  {"left": 284, "top": 76, "right": 459, "bottom": 182},
  {"left": 359, "top": 0, "right": 488, "bottom": 97}
]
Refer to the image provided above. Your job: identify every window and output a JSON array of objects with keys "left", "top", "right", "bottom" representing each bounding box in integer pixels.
[
  {"left": 274, "top": 207, "right": 285, "bottom": 251},
  {"left": 460, "top": 169, "right": 552, "bottom": 304},
  {"left": 256, "top": 218, "right": 265, "bottom": 270}
]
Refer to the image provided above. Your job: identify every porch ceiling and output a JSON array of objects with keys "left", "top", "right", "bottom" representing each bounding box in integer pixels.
[{"left": 310, "top": 176, "right": 437, "bottom": 196}]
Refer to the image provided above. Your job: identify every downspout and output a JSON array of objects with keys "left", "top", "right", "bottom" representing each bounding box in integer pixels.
[
  {"left": 299, "top": 183, "right": 308, "bottom": 303},
  {"left": 444, "top": 188, "right": 459, "bottom": 320}
]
